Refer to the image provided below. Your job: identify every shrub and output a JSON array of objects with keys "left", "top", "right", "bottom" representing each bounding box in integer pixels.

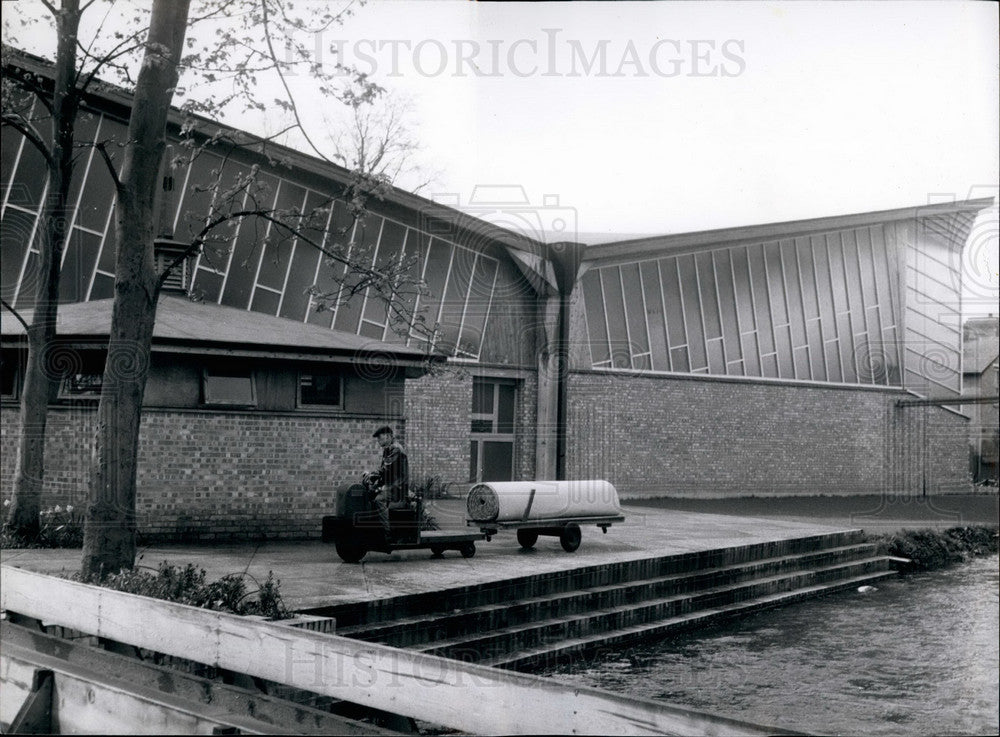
[
  {"left": 1, "top": 503, "right": 84, "bottom": 549},
  {"left": 412, "top": 475, "right": 452, "bottom": 500},
  {"left": 76, "top": 561, "right": 292, "bottom": 620},
  {"left": 875, "top": 525, "right": 999, "bottom": 571}
]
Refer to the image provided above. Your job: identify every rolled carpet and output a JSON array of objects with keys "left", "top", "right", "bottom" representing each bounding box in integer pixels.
[{"left": 466, "top": 480, "right": 622, "bottom": 523}]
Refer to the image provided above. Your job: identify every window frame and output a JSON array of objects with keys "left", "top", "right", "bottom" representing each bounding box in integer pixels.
[
  {"left": 297, "top": 369, "right": 344, "bottom": 410},
  {"left": 201, "top": 368, "right": 257, "bottom": 407},
  {"left": 1, "top": 359, "right": 21, "bottom": 400},
  {"left": 57, "top": 372, "right": 103, "bottom": 399}
]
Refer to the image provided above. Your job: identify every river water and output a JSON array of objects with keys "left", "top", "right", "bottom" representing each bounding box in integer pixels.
[{"left": 541, "top": 555, "right": 999, "bottom": 736}]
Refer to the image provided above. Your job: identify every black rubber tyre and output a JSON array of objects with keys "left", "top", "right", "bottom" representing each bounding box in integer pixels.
[
  {"left": 559, "top": 523, "right": 582, "bottom": 553},
  {"left": 335, "top": 540, "right": 367, "bottom": 563},
  {"left": 430, "top": 545, "right": 445, "bottom": 558},
  {"left": 516, "top": 529, "right": 539, "bottom": 549},
  {"left": 459, "top": 542, "right": 476, "bottom": 559}
]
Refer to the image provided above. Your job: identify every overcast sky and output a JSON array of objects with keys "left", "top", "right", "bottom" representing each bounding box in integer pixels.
[{"left": 6, "top": 0, "right": 999, "bottom": 314}]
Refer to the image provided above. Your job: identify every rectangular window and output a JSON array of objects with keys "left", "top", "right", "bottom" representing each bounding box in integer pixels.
[
  {"left": 298, "top": 371, "right": 343, "bottom": 408},
  {"left": 601, "top": 267, "right": 630, "bottom": 368},
  {"left": 621, "top": 262, "right": 650, "bottom": 359},
  {"left": 639, "top": 260, "right": 669, "bottom": 371},
  {"left": 582, "top": 268, "right": 611, "bottom": 365},
  {"left": 678, "top": 255, "right": 707, "bottom": 371},
  {"left": 203, "top": 369, "right": 256, "bottom": 406},
  {"left": 1, "top": 360, "right": 21, "bottom": 399},
  {"left": 59, "top": 372, "right": 102, "bottom": 398}
]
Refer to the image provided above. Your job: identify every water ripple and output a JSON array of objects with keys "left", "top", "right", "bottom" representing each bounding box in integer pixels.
[{"left": 543, "top": 555, "right": 999, "bottom": 736}]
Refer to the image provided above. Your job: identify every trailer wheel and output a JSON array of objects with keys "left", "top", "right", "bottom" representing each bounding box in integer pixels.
[
  {"left": 459, "top": 542, "right": 476, "bottom": 559},
  {"left": 559, "top": 523, "right": 582, "bottom": 553},
  {"left": 335, "top": 540, "right": 367, "bottom": 564},
  {"left": 430, "top": 545, "right": 445, "bottom": 558},
  {"left": 516, "top": 529, "right": 539, "bottom": 550}
]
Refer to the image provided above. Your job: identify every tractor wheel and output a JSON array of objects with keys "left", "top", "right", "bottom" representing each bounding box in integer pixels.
[
  {"left": 516, "top": 529, "right": 539, "bottom": 550},
  {"left": 559, "top": 523, "right": 582, "bottom": 553},
  {"left": 335, "top": 539, "right": 367, "bottom": 564}
]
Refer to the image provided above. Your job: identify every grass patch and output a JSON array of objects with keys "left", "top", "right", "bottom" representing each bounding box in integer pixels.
[{"left": 872, "top": 525, "right": 999, "bottom": 571}]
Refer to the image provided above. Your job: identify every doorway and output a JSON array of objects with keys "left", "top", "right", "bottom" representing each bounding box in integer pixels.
[{"left": 469, "top": 378, "right": 516, "bottom": 482}]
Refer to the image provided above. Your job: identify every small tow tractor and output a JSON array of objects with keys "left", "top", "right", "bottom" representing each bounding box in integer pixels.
[{"left": 322, "top": 483, "right": 484, "bottom": 563}]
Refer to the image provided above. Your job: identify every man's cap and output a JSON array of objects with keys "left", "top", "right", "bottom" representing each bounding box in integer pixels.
[{"left": 372, "top": 425, "right": 394, "bottom": 438}]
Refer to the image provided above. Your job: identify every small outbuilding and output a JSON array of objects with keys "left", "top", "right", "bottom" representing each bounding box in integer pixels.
[{"left": 1, "top": 292, "right": 441, "bottom": 540}]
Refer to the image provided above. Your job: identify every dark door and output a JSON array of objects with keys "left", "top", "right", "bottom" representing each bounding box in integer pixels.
[{"left": 469, "top": 378, "right": 516, "bottom": 482}]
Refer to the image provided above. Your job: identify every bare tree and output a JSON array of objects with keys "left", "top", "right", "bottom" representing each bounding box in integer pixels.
[
  {"left": 2, "top": 0, "right": 432, "bottom": 574},
  {"left": 327, "top": 94, "right": 440, "bottom": 196},
  {"left": 2, "top": 0, "right": 85, "bottom": 540}
]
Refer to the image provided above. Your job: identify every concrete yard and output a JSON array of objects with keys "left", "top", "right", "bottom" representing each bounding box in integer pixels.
[
  {"left": 1, "top": 500, "right": 886, "bottom": 611},
  {"left": 3, "top": 494, "right": 995, "bottom": 611}
]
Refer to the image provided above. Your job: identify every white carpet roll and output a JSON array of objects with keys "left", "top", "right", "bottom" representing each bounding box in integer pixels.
[{"left": 466, "top": 480, "right": 622, "bottom": 523}]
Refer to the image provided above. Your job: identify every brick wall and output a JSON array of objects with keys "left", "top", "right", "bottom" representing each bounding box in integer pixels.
[
  {"left": 1, "top": 367, "right": 536, "bottom": 542},
  {"left": 514, "top": 371, "right": 538, "bottom": 480},
  {"left": 1, "top": 404, "right": 401, "bottom": 540},
  {"left": 566, "top": 371, "right": 972, "bottom": 498},
  {"left": 405, "top": 370, "right": 471, "bottom": 489},
  {"left": 404, "top": 367, "right": 538, "bottom": 490},
  {"left": 2, "top": 368, "right": 973, "bottom": 541}
]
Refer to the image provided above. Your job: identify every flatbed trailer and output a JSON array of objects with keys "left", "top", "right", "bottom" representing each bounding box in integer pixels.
[{"left": 472, "top": 515, "right": 626, "bottom": 552}]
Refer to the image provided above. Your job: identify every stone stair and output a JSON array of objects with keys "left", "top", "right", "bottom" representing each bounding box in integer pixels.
[{"left": 315, "top": 530, "right": 898, "bottom": 672}]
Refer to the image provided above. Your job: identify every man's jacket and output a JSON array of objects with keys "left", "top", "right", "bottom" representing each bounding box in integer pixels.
[{"left": 372, "top": 442, "right": 409, "bottom": 504}]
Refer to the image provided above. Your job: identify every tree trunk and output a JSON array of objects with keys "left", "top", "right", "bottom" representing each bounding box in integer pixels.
[
  {"left": 80, "top": 0, "right": 191, "bottom": 577},
  {"left": 6, "top": 0, "right": 81, "bottom": 539}
]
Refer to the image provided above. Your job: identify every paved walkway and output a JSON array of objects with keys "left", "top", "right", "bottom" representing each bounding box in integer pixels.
[
  {"left": 4, "top": 494, "right": 994, "bottom": 611},
  {"left": 2, "top": 501, "right": 859, "bottom": 611}
]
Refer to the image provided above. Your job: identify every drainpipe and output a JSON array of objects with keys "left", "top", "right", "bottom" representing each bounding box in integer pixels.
[{"left": 549, "top": 242, "right": 587, "bottom": 480}]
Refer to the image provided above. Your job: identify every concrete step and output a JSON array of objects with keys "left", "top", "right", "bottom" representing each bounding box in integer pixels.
[
  {"left": 413, "top": 558, "right": 894, "bottom": 663},
  {"left": 314, "top": 530, "right": 869, "bottom": 629},
  {"left": 481, "top": 569, "right": 900, "bottom": 672},
  {"left": 337, "top": 543, "right": 880, "bottom": 646}
]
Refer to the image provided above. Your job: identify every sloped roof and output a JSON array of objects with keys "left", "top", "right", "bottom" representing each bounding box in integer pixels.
[
  {"left": 583, "top": 198, "right": 995, "bottom": 264},
  {"left": 964, "top": 335, "right": 1000, "bottom": 376},
  {"left": 1, "top": 296, "right": 439, "bottom": 365}
]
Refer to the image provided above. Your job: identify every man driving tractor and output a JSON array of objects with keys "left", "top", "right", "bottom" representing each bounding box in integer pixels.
[{"left": 363, "top": 425, "right": 410, "bottom": 541}]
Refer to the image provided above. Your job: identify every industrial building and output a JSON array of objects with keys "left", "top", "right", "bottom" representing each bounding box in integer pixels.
[{"left": 1, "top": 54, "right": 990, "bottom": 539}]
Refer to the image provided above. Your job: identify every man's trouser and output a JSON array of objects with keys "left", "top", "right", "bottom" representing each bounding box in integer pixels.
[{"left": 373, "top": 495, "right": 408, "bottom": 538}]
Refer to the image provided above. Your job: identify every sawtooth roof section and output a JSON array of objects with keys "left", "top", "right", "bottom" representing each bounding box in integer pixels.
[
  {"left": 2, "top": 296, "right": 440, "bottom": 365},
  {"left": 4, "top": 49, "right": 548, "bottom": 257}
]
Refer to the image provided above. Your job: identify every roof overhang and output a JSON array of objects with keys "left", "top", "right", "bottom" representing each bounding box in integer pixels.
[
  {"left": 583, "top": 198, "right": 996, "bottom": 266},
  {"left": 1, "top": 296, "right": 444, "bottom": 377}
]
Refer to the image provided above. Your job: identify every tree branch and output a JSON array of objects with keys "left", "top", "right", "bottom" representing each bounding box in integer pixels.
[
  {"left": 1, "top": 298, "right": 30, "bottom": 332},
  {"left": 77, "top": 33, "right": 148, "bottom": 93},
  {"left": 258, "top": 0, "right": 333, "bottom": 164},
  {"left": 93, "top": 140, "right": 125, "bottom": 194},
  {"left": 0, "top": 114, "right": 55, "bottom": 170},
  {"left": 2, "top": 63, "right": 56, "bottom": 116}
]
